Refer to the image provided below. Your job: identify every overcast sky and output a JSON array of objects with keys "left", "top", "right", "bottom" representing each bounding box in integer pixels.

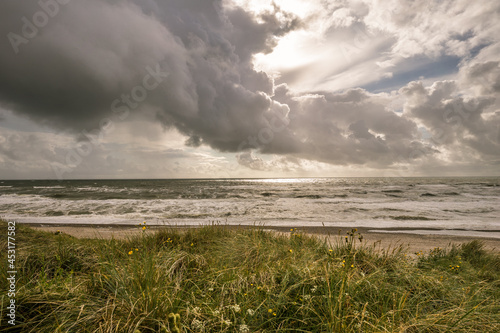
[{"left": 0, "top": 0, "right": 499, "bottom": 179}]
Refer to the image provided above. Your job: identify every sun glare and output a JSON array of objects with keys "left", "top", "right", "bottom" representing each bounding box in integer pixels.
[
  {"left": 242, "top": 178, "right": 317, "bottom": 183},
  {"left": 229, "top": 0, "right": 326, "bottom": 80}
]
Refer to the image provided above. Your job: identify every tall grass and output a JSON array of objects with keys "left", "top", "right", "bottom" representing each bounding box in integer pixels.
[{"left": 1, "top": 221, "right": 499, "bottom": 332}]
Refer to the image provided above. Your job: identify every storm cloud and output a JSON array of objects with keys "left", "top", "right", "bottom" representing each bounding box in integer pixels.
[{"left": 0, "top": 0, "right": 298, "bottom": 147}]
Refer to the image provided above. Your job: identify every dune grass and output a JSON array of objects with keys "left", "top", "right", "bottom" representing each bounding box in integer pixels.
[{"left": 1, "top": 221, "right": 499, "bottom": 332}]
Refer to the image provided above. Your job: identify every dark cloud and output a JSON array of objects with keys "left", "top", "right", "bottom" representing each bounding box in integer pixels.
[
  {"left": 0, "top": 0, "right": 299, "bottom": 151},
  {"left": 0, "top": 0, "right": 186, "bottom": 130},
  {"left": 236, "top": 151, "right": 267, "bottom": 171}
]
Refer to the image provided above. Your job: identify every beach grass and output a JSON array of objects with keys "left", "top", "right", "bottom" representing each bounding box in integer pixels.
[{"left": 1, "top": 221, "right": 499, "bottom": 332}]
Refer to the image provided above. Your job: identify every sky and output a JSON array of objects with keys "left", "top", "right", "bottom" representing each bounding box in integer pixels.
[{"left": 0, "top": 0, "right": 499, "bottom": 179}]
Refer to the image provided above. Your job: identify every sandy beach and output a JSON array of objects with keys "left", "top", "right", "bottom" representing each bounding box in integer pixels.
[{"left": 28, "top": 224, "right": 500, "bottom": 254}]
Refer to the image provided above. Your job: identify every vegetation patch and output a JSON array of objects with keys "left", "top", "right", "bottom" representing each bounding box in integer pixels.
[{"left": 1, "top": 222, "right": 499, "bottom": 332}]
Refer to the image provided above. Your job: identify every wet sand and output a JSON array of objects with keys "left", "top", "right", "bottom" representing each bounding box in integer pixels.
[{"left": 27, "top": 224, "right": 500, "bottom": 254}]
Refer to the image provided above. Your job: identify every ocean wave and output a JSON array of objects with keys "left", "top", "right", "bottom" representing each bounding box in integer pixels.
[
  {"left": 75, "top": 187, "right": 105, "bottom": 191},
  {"left": 384, "top": 193, "right": 402, "bottom": 198},
  {"left": 342, "top": 207, "right": 369, "bottom": 212},
  {"left": 350, "top": 190, "right": 367, "bottom": 194},
  {"left": 295, "top": 194, "right": 322, "bottom": 199},
  {"left": 166, "top": 213, "right": 211, "bottom": 219},
  {"left": 443, "top": 207, "right": 495, "bottom": 214},
  {"left": 377, "top": 208, "right": 410, "bottom": 212},
  {"left": 33, "top": 186, "right": 65, "bottom": 189},
  {"left": 68, "top": 210, "right": 93, "bottom": 215},
  {"left": 1, "top": 177, "right": 498, "bottom": 231},
  {"left": 391, "top": 215, "right": 435, "bottom": 221},
  {"left": 45, "top": 210, "right": 65, "bottom": 216}
]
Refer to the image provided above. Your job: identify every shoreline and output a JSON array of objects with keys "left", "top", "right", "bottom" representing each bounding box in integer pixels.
[{"left": 26, "top": 223, "right": 500, "bottom": 254}]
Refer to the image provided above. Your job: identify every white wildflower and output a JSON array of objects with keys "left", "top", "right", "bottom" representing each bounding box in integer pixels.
[
  {"left": 191, "top": 319, "right": 204, "bottom": 331},
  {"left": 246, "top": 309, "right": 255, "bottom": 316},
  {"left": 228, "top": 304, "right": 241, "bottom": 313},
  {"left": 212, "top": 310, "right": 221, "bottom": 317},
  {"left": 239, "top": 324, "right": 250, "bottom": 333}
]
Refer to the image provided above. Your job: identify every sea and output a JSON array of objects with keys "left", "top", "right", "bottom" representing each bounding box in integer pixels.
[{"left": 1, "top": 177, "right": 499, "bottom": 238}]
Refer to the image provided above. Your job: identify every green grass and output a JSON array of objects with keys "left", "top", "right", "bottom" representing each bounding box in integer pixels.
[{"left": 1, "top": 221, "right": 499, "bottom": 332}]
